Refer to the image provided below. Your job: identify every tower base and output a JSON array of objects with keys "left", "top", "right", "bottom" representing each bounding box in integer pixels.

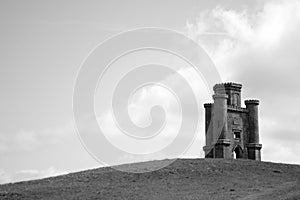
[
  {"left": 247, "top": 143, "right": 262, "bottom": 161},
  {"left": 203, "top": 139, "right": 231, "bottom": 159}
]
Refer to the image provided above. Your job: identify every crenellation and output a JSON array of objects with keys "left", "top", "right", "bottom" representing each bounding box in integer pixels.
[
  {"left": 245, "top": 99, "right": 260, "bottom": 105},
  {"left": 204, "top": 103, "right": 213, "bottom": 108}
]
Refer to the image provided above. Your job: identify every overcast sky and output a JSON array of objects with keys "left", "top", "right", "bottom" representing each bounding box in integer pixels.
[{"left": 1, "top": 0, "right": 300, "bottom": 184}]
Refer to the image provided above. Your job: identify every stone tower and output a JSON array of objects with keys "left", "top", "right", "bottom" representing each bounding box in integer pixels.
[{"left": 203, "top": 82, "right": 262, "bottom": 160}]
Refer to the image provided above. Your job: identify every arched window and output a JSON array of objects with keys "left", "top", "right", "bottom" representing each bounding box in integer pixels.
[
  {"left": 233, "top": 146, "right": 243, "bottom": 159},
  {"left": 234, "top": 131, "right": 241, "bottom": 140}
]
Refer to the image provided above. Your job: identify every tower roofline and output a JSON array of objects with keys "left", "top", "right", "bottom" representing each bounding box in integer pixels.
[
  {"left": 213, "top": 82, "right": 242, "bottom": 92},
  {"left": 245, "top": 99, "right": 260, "bottom": 105},
  {"left": 204, "top": 103, "right": 213, "bottom": 108}
]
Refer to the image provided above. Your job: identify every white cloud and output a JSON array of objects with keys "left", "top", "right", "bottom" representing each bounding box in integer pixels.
[
  {"left": 93, "top": 66, "right": 209, "bottom": 160},
  {"left": 186, "top": 0, "right": 300, "bottom": 75}
]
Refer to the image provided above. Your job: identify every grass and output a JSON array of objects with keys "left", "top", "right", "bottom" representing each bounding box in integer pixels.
[{"left": 0, "top": 158, "right": 300, "bottom": 200}]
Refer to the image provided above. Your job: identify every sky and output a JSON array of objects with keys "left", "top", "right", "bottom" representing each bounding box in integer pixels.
[{"left": 1, "top": 0, "right": 300, "bottom": 183}]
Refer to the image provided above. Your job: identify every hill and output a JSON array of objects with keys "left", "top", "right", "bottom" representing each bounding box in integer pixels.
[{"left": 0, "top": 159, "right": 299, "bottom": 200}]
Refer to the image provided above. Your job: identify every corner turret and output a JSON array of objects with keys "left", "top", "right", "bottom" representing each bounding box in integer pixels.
[{"left": 245, "top": 99, "right": 262, "bottom": 160}]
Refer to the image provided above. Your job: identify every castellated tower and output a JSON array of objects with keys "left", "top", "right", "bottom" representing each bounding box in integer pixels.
[{"left": 203, "top": 82, "right": 262, "bottom": 160}]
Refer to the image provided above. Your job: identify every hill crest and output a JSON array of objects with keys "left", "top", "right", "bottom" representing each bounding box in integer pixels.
[{"left": 0, "top": 159, "right": 300, "bottom": 200}]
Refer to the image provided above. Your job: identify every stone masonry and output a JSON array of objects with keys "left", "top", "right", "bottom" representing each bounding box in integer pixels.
[{"left": 203, "top": 82, "right": 262, "bottom": 160}]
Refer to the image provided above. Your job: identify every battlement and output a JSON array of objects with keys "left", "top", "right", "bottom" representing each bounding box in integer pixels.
[
  {"left": 204, "top": 103, "right": 213, "bottom": 108},
  {"left": 213, "top": 82, "right": 242, "bottom": 93},
  {"left": 245, "top": 99, "right": 260, "bottom": 105}
]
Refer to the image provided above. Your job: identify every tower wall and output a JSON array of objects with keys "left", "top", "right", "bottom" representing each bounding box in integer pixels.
[
  {"left": 212, "top": 94, "right": 228, "bottom": 140},
  {"left": 204, "top": 103, "right": 213, "bottom": 146},
  {"left": 227, "top": 110, "right": 249, "bottom": 159},
  {"left": 245, "top": 99, "right": 262, "bottom": 160},
  {"left": 212, "top": 94, "right": 231, "bottom": 158},
  {"left": 245, "top": 100, "right": 260, "bottom": 143}
]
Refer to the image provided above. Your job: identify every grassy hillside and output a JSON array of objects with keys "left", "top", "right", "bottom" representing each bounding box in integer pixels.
[{"left": 0, "top": 159, "right": 299, "bottom": 200}]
